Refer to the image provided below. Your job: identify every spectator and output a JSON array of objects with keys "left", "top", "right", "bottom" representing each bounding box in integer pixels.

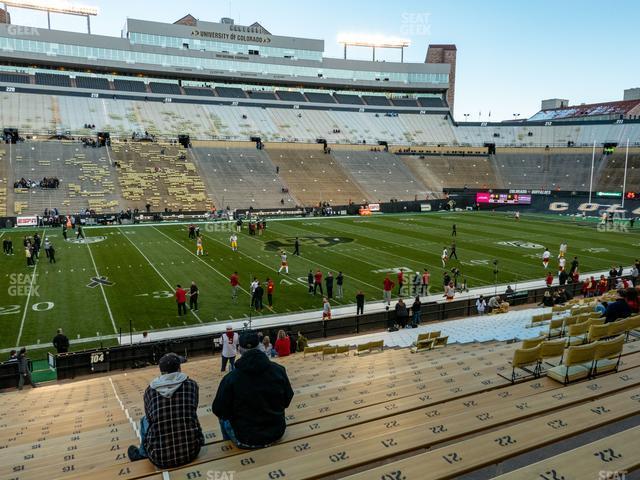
[
  {"left": 258, "top": 336, "right": 274, "bottom": 357},
  {"left": 7, "top": 349, "right": 17, "bottom": 362},
  {"left": 17, "top": 347, "right": 36, "bottom": 390},
  {"left": 325, "top": 272, "right": 334, "bottom": 299},
  {"left": 140, "top": 331, "right": 151, "bottom": 343},
  {"left": 212, "top": 331, "right": 294, "bottom": 449},
  {"left": 127, "top": 353, "right": 203, "bottom": 467},
  {"left": 631, "top": 264, "right": 639, "bottom": 287},
  {"left": 605, "top": 290, "right": 631, "bottom": 323},
  {"left": 52, "top": 328, "right": 69, "bottom": 354},
  {"left": 488, "top": 295, "right": 504, "bottom": 312},
  {"left": 625, "top": 288, "right": 639, "bottom": 313},
  {"left": 395, "top": 298, "right": 409, "bottom": 328},
  {"left": 545, "top": 272, "right": 554, "bottom": 287},
  {"left": 383, "top": 275, "right": 394, "bottom": 305},
  {"left": 274, "top": 330, "right": 291, "bottom": 357},
  {"left": 322, "top": 297, "right": 332, "bottom": 320},
  {"left": 540, "top": 290, "right": 554, "bottom": 307},
  {"left": 221, "top": 326, "right": 239, "bottom": 372},
  {"left": 444, "top": 281, "right": 455, "bottom": 301},
  {"left": 410, "top": 296, "right": 421, "bottom": 327},
  {"left": 505, "top": 285, "right": 514, "bottom": 295},
  {"left": 476, "top": 295, "right": 487, "bottom": 315},
  {"left": 595, "top": 300, "right": 607, "bottom": 316},
  {"left": 296, "top": 331, "right": 308, "bottom": 352},
  {"left": 175, "top": 284, "right": 187, "bottom": 317},
  {"left": 356, "top": 290, "right": 365, "bottom": 315}
]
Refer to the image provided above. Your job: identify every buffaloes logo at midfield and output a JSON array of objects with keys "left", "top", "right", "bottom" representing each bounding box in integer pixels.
[
  {"left": 264, "top": 236, "right": 354, "bottom": 251},
  {"left": 66, "top": 236, "right": 107, "bottom": 245}
]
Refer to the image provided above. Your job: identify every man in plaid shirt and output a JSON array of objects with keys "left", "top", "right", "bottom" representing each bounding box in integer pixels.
[{"left": 128, "top": 353, "right": 204, "bottom": 468}]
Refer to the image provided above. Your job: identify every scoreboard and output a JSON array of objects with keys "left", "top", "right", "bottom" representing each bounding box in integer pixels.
[{"left": 476, "top": 192, "right": 532, "bottom": 205}]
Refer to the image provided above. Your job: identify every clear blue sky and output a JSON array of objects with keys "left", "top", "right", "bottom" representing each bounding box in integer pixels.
[{"left": 7, "top": 0, "right": 640, "bottom": 120}]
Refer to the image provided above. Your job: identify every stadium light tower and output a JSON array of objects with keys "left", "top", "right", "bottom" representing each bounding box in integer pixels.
[
  {"left": 3, "top": 0, "right": 99, "bottom": 34},
  {"left": 463, "top": 113, "right": 470, "bottom": 122},
  {"left": 337, "top": 33, "right": 410, "bottom": 62},
  {"left": 512, "top": 113, "right": 520, "bottom": 120}
]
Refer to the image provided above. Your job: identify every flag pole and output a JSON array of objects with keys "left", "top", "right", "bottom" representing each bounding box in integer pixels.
[
  {"left": 622, "top": 138, "right": 629, "bottom": 208},
  {"left": 588, "top": 140, "right": 596, "bottom": 204}
]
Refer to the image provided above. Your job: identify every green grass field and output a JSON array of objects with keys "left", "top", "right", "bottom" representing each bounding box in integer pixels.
[{"left": 1, "top": 211, "right": 638, "bottom": 356}]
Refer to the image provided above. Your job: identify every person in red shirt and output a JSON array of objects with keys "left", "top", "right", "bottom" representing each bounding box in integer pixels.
[
  {"left": 313, "top": 270, "right": 323, "bottom": 296},
  {"left": 397, "top": 269, "right": 405, "bottom": 295},
  {"left": 274, "top": 330, "right": 291, "bottom": 357},
  {"left": 266, "top": 278, "right": 275, "bottom": 308},
  {"left": 626, "top": 288, "right": 639, "bottom": 313},
  {"left": 230, "top": 272, "right": 239, "bottom": 303},
  {"left": 421, "top": 269, "right": 430, "bottom": 295},
  {"left": 383, "top": 275, "right": 394, "bottom": 305},
  {"left": 175, "top": 284, "right": 187, "bottom": 316},
  {"left": 597, "top": 275, "right": 608, "bottom": 296},
  {"left": 545, "top": 272, "right": 553, "bottom": 288}
]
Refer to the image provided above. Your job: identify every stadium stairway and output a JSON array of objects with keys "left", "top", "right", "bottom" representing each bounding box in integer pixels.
[
  {"left": 110, "top": 142, "right": 214, "bottom": 212},
  {"left": 330, "top": 150, "right": 431, "bottom": 202},
  {"left": 11, "top": 142, "right": 121, "bottom": 215},
  {"left": 264, "top": 148, "right": 371, "bottom": 206},
  {"left": 188, "top": 146, "right": 299, "bottom": 209}
]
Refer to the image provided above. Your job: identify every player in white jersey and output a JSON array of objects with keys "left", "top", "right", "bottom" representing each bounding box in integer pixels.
[
  {"left": 277, "top": 251, "right": 289, "bottom": 274},
  {"left": 559, "top": 242, "right": 567, "bottom": 258},
  {"left": 558, "top": 256, "right": 566, "bottom": 270},
  {"left": 542, "top": 248, "right": 550, "bottom": 268},
  {"left": 514, "top": 211, "right": 520, "bottom": 221},
  {"left": 441, "top": 247, "right": 449, "bottom": 268},
  {"left": 229, "top": 234, "right": 238, "bottom": 251},
  {"left": 196, "top": 236, "right": 204, "bottom": 256}
]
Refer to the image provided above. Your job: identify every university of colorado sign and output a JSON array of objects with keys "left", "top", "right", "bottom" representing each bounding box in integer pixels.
[{"left": 191, "top": 29, "right": 272, "bottom": 44}]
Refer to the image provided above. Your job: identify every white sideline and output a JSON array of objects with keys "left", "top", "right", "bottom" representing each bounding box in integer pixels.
[{"left": 15, "top": 227, "right": 45, "bottom": 346}]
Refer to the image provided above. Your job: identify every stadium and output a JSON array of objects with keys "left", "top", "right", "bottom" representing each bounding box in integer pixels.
[{"left": 1, "top": 1, "right": 640, "bottom": 479}]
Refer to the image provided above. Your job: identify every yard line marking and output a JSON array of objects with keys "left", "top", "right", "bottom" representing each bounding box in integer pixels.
[
  {"left": 120, "top": 229, "right": 202, "bottom": 323},
  {"left": 224, "top": 225, "right": 383, "bottom": 292},
  {"left": 152, "top": 226, "right": 251, "bottom": 297},
  {"left": 276, "top": 220, "right": 492, "bottom": 285},
  {"left": 85, "top": 236, "right": 118, "bottom": 334},
  {"left": 15, "top": 228, "right": 45, "bottom": 346}
]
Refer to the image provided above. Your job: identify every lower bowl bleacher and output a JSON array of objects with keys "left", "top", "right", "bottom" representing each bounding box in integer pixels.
[{"left": 1, "top": 334, "right": 639, "bottom": 480}]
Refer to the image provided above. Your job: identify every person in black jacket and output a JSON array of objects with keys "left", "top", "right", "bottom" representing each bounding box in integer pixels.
[
  {"left": 605, "top": 290, "right": 631, "bottom": 324},
  {"left": 212, "top": 331, "right": 294, "bottom": 449},
  {"left": 325, "top": 272, "right": 334, "bottom": 299},
  {"left": 52, "top": 328, "right": 69, "bottom": 353},
  {"left": 395, "top": 298, "right": 409, "bottom": 329},
  {"left": 307, "top": 270, "right": 313, "bottom": 294}
]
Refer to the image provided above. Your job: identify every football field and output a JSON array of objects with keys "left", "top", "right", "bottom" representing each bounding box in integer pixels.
[{"left": 1, "top": 211, "right": 638, "bottom": 353}]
